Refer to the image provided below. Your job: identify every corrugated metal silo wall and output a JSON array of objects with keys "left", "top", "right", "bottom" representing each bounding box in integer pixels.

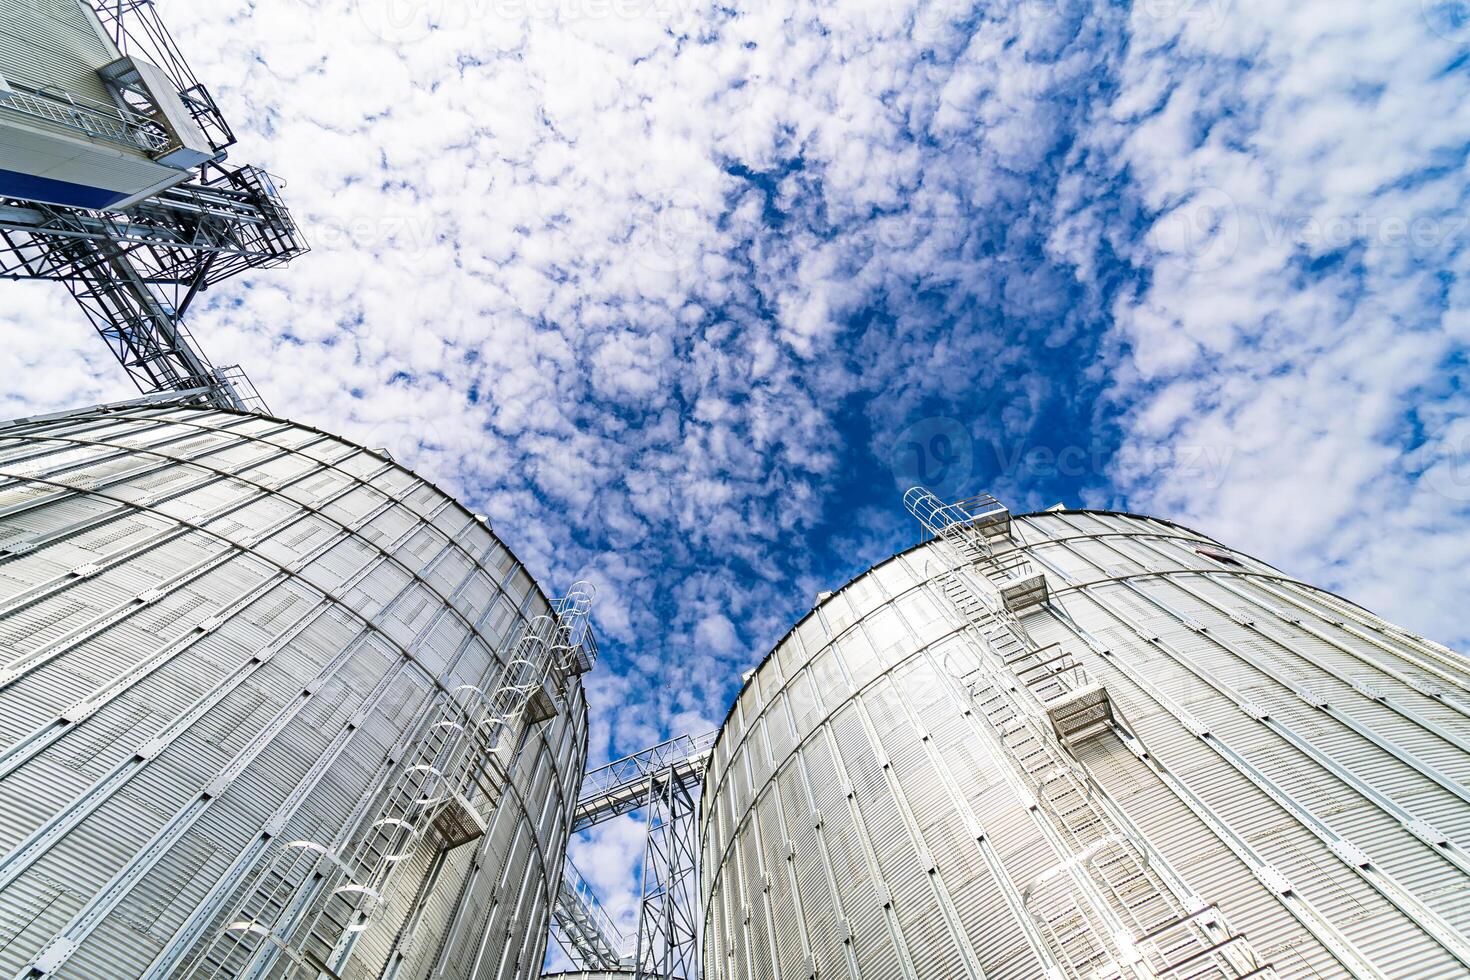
[
  {"left": 700, "top": 509, "right": 1470, "bottom": 980},
  {"left": 0, "top": 0, "right": 120, "bottom": 103},
  {"left": 0, "top": 401, "right": 588, "bottom": 980}
]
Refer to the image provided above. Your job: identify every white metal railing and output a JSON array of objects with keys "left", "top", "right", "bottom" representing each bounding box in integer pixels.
[
  {"left": 554, "top": 858, "right": 628, "bottom": 968},
  {"left": 211, "top": 366, "right": 269, "bottom": 416},
  {"left": 904, "top": 487, "right": 1010, "bottom": 540},
  {"left": 184, "top": 584, "right": 597, "bottom": 979},
  {"left": 575, "top": 731, "right": 716, "bottom": 831},
  {"left": 909, "top": 487, "right": 1275, "bottom": 980},
  {"left": 0, "top": 78, "right": 170, "bottom": 153}
]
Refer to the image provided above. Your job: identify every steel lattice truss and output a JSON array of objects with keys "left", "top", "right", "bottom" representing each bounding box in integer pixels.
[
  {"left": 552, "top": 732, "right": 716, "bottom": 978},
  {"left": 633, "top": 764, "right": 702, "bottom": 980},
  {"left": 0, "top": 3, "right": 307, "bottom": 413}
]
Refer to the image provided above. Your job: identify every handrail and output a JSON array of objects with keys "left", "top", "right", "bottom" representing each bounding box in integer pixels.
[
  {"left": 555, "top": 857, "right": 628, "bottom": 966},
  {"left": 578, "top": 731, "right": 716, "bottom": 804},
  {"left": 0, "top": 77, "right": 170, "bottom": 153}
]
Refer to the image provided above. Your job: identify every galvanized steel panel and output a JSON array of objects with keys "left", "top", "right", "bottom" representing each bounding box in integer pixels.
[
  {"left": 703, "top": 509, "right": 1470, "bottom": 980},
  {"left": 0, "top": 404, "right": 588, "bottom": 980}
]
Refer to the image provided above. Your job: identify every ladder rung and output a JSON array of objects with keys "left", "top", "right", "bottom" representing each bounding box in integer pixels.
[
  {"left": 1155, "top": 934, "right": 1248, "bottom": 976},
  {"left": 1136, "top": 905, "right": 1222, "bottom": 943}
]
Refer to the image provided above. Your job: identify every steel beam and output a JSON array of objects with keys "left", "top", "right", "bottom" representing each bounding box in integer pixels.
[
  {"left": 555, "top": 732, "right": 714, "bottom": 978},
  {"left": 1, "top": 3, "right": 306, "bottom": 415},
  {"left": 633, "top": 769, "right": 700, "bottom": 980},
  {"left": 574, "top": 733, "right": 715, "bottom": 832}
]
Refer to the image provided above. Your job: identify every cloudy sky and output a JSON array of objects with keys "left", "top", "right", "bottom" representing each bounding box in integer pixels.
[{"left": 3, "top": 0, "right": 1468, "bottom": 960}]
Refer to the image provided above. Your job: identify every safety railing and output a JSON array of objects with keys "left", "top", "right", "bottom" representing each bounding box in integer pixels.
[
  {"left": 911, "top": 486, "right": 1275, "bottom": 980},
  {"left": 576, "top": 731, "right": 716, "bottom": 827},
  {"left": 183, "top": 585, "right": 597, "bottom": 979},
  {"left": 211, "top": 366, "right": 270, "bottom": 415},
  {"left": 553, "top": 858, "right": 628, "bottom": 969},
  {"left": 0, "top": 78, "right": 170, "bottom": 153}
]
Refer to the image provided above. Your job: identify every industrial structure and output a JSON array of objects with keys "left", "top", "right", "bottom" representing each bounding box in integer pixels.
[
  {"left": 550, "top": 732, "right": 714, "bottom": 979},
  {"left": 1, "top": 0, "right": 307, "bottom": 413},
  {"left": 0, "top": 389, "right": 711, "bottom": 980},
  {"left": 0, "top": 4, "right": 716, "bottom": 978},
  {"left": 0, "top": 400, "right": 597, "bottom": 979},
  {"left": 700, "top": 491, "right": 1470, "bottom": 980},
  {"left": 5, "top": 6, "right": 1469, "bottom": 980},
  {"left": 3, "top": 1, "right": 629, "bottom": 975}
]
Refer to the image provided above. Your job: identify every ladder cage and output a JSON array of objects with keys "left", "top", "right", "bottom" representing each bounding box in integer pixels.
[
  {"left": 907, "top": 487, "right": 1276, "bottom": 980},
  {"left": 180, "top": 587, "right": 597, "bottom": 979},
  {"left": 904, "top": 487, "right": 1012, "bottom": 540}
]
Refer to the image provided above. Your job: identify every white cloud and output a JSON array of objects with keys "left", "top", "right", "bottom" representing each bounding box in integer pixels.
[
  {"left": 12, "top": 0, "right": 1462, "bottom": 728},
  {"left": 1085, "top": 0, "right": 1470, "bottom": 647},
  {"left": 4, "top": 0, "right": 1466, "bottom": 948}
]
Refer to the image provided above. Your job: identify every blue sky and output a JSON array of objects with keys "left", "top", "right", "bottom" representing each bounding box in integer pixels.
[{"left": 3, "top": 0, "right": 1468, "bottom": 952}]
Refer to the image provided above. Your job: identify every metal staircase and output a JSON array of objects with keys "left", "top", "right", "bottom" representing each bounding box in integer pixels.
[
  {"left": 183, "top": 585, "right": 598, "bottom": 979},
  {"left": 905, "top": 488, "right": 1275, "bottom": 980},
  {"left": 554, "top": 860, "right": 627, "bottom": 970},
  {"left": 1, "top": 2, "right": 308, "bottom": 414}
]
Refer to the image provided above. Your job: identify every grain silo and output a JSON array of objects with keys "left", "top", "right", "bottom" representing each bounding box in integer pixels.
[
  {"left": 700, "top": 491, "right": 1470, "bottom": 980},
  {"left": 0, "top": 397, "right": 593, "bottom": 980}
]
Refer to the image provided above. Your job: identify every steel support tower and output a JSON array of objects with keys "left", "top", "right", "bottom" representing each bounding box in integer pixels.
[
  {"left": 552, "top": 731, "right": 715, "bottom": 979},
  {"left": 0, "top": 1, "right": 307, "bottom": 412}
]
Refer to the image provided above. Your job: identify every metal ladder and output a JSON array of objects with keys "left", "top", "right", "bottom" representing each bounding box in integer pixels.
[
  {"left": 182, "top": 586, "right": 596, "bottom": 979},
  {"left": 907, "top": 489, "right": 1274, "bottom": 980},
  {"left": 188, "top": 682, "right": 509, "bottom": 980}
]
